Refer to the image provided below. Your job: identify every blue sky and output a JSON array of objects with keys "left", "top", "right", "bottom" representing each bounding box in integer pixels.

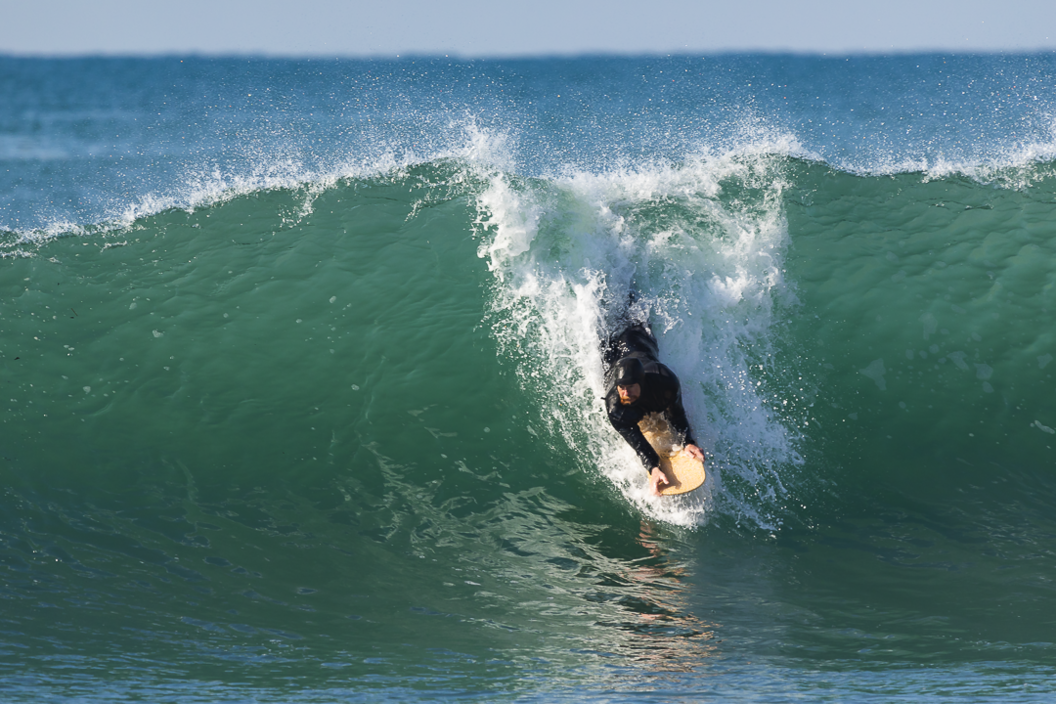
[{"left": 3, "top": 0, "right": 1055, "bottom": 56}]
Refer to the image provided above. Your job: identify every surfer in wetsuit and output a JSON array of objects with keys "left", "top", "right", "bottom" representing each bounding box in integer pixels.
[{"left": 604, "top": 322, "right": 705, "bottom": 496}]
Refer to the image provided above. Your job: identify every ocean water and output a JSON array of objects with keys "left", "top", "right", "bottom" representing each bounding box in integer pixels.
[{"left": 2, "top": 54, "right": 1056, "bottom": 701}]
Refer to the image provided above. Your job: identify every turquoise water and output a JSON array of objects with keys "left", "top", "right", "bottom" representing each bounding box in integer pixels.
[{"left": 2, "top": 55, "right": 1056, "bottom": 701}]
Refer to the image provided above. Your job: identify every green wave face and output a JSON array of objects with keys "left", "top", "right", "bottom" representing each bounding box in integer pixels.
[
  {"left": 4, "top": 156, "right": 1056, "bottom": 697},
  {"left": 786, "top": 162, "right": 1056, "bottom": 481}
]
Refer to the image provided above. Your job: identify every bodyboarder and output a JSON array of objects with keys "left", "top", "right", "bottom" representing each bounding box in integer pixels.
[{"left": 603, "top": 321, "right": 705, "bottom": 496}]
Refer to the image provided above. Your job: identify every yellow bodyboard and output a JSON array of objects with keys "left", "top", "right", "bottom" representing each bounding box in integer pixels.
[{"left": 638, "top": 413, "right": 706, "bottom": 496}]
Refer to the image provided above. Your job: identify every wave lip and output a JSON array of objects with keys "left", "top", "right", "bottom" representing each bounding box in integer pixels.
[{"left": 7, "top": 53, "right": 1056, "bottom": 236}]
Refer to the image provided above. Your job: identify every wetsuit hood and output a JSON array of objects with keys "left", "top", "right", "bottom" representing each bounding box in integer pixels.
[{"left": 613, "top": 357, "right": 645, "bottom": 387}]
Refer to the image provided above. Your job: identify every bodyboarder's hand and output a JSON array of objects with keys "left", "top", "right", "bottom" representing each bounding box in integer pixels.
[
  {"left": 684, "top": 444, "right": 705, "bottom": 464},
  {"left": 649, "top": 467, "right": 670, "bottom": 497}
]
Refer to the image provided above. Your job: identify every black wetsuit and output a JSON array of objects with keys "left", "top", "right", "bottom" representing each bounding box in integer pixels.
[{"left": 603, "top": 323, "right": 696, "bottom": 473}]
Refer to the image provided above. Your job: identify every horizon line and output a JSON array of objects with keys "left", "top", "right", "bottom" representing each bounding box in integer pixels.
[{"left": 3, "top": 47, "right": 1056, "bottom": 62}]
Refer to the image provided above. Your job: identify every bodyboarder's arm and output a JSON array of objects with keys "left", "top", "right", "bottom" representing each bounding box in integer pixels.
[
  {"left": 606, "top": 399, "right": 661, "bottom": 472},
  {"left": 612, "top": 419, "right": 662, "bottom": 472}
]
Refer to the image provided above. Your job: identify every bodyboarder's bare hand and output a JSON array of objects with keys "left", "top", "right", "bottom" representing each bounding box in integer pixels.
[{"left": 649, "top": 467, "right": 670, "bottom": 496}]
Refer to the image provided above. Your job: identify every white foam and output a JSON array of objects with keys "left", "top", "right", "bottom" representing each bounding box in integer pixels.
[
  {"left": 826, "top": 115, "right": 1056, "bottom": 184},
  {"left": 1, "top": 117, "right": 511, "bottom": 251},
  {"left": 476, "top": 148, "right": 803, "bottom": 529}
]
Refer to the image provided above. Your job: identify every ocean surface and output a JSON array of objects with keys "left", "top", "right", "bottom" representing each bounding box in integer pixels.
[{"left": 2, "top": 53, "right": 1056, "bottom": 701}]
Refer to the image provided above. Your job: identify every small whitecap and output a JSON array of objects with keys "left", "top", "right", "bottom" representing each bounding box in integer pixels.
[
  {"left": 351, "top": 384, "right": 360, "bottom": 391},
  {"left": 296, "top": 319, "right": 302, "bottom": 323},
  {"left": 152, "top": 330, "right": 163, "bottom": 338},
  {"left": 129, "top": 302, "right": 137, "bottom": 310},
  {"left": 83, "top": 386, "right": 91, "bottom": 393},
  {"left": 329, "top": 296, "right": 337, "bottom": 303}
]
